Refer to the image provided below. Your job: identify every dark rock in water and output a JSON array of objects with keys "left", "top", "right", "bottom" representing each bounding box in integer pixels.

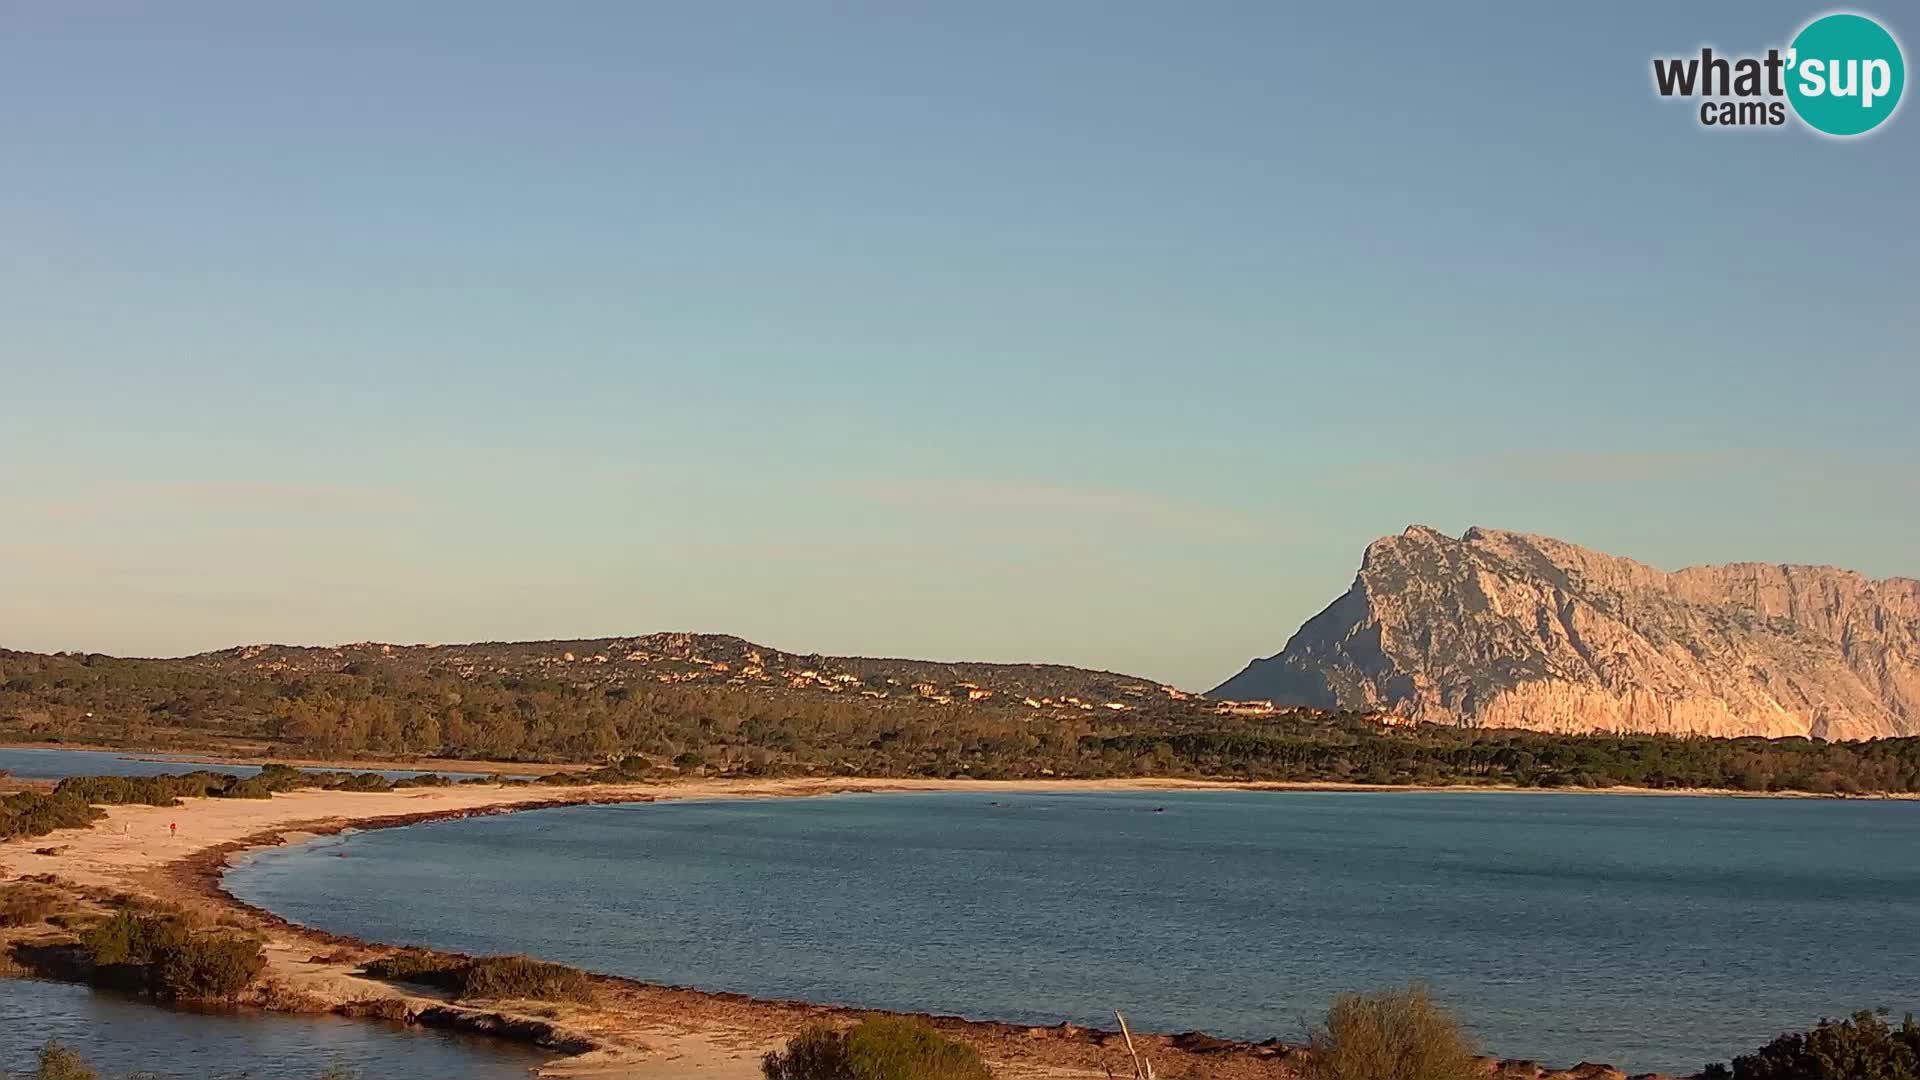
[
  {"left": 1546, "top": 1065, "right": 1627, "bottom": 1080},
  {"left": 1169, "top": 1031, "right": 1237, "bottom": 1054}
]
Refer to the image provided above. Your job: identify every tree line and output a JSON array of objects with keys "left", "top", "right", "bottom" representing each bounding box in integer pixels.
[{"left": 4, "top": 650, "right": 1919, "bottom": 795}]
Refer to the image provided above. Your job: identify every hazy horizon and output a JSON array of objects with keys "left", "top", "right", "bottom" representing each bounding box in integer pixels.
[{"left": 4, "top": 1, "right": 1914, "bottom": 690}]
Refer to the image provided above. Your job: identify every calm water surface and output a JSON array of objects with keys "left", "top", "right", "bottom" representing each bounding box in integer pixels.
[
  {"left": 0, "top": 745, "right": 517, "bottom": 782},
  {"left": 0, "top": 978, "right": 544, "bottom": 1078},
  {"left": 225, "top": 790, "right": 1920, "bottom": 1074}
]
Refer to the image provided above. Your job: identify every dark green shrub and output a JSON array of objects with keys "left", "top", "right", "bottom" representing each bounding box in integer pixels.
[
  {"left": 1703, "top": 1011, "right": 1920, "bottom": 1080},
  {"left": 363, "top": 951, "right": 597, "bottom": 1003},
  {"left": 81, "top": 909, "right": 189, "bottom": 968},
  {"left": 1306, "top": 984, "right": 1480, "bottom": 1080},
  {"left": 458, "top": 955, "right": 598, "bottom": 1003},
  {"left": 763, "top": 1018, "right": 991, "bottom": 1080},
  {"left": 329, "top": 772, "right": 393, "bottom": 793},
  {"left": 362, "top": 950, "right": 468, "bottom": 989},
  {"left": 394, "top": 773, "right": 454, "bottom": 788},
  {"left": 764, "top": 1026, "right": 857, "bottom": 1080},
  {"left": 155, "top": 934, "right": 267, "bottom": 999},
  {"left": 79, "top": 908, "right": 264, "bottom": 1000},
  {"left": 0, "top": 791, "right": 104, "bottom": 841}
]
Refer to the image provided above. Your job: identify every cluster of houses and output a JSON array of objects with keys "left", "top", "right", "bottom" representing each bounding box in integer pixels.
[{"left": 231, "top": 636, "right": 1407, "bottom": 727}]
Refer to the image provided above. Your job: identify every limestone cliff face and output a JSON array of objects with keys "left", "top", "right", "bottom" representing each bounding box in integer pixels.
[{"left": 1212, "top": 526, "right": 1920, "bottom": 740}]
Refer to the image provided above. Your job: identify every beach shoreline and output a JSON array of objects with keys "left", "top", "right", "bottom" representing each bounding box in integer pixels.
[
  {"left": 5, "top": 777, "right": 1333, "bottom": 1080},
  {"left": 0, "top": 771, "right": 1876, "bottom": 1077}
]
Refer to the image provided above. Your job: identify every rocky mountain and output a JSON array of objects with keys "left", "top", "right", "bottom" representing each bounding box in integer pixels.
[{"left": 1212, "top": 526, "right": 1920, "bottom": 740}]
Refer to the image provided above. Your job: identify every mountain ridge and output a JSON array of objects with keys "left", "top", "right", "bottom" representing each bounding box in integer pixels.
[{"left": 1212, "top": 525, "right": 1920, "bottom": 740}]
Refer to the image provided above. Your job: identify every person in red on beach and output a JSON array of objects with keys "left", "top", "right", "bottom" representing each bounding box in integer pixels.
[{"left": 169, "top": 821, "right": 177, "bottom": 838}]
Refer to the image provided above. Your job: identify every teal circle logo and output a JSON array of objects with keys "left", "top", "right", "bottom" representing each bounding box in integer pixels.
[{"left": 1787, "top": 13, "right": 1905, "bottom": 136}]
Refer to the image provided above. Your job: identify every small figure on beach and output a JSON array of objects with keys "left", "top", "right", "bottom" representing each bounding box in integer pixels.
[{"left": 169, "top": 821, "right": 178, "bottom": 838}]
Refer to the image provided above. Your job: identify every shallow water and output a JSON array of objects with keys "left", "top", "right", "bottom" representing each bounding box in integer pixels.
[
  {"left": 0, "top": 745, "right": 518, "bottom": 782},
  {"left": 0, "top": 978, "right": 545, "bottom": 1079},
  {"left": 225, "top": 789, "right": 1920, "bottom": 1074}
]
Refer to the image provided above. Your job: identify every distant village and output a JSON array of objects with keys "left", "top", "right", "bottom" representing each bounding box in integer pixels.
[{"left": 225, "top": 633, "right": 1413, "bottom": 728}]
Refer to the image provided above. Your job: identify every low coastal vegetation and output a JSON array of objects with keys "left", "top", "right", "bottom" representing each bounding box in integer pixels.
[
  {"left": 1306, "top": 984, "right": 1480, "bottom": 1080},
  {"left": 0, "top": 881, "right": 61, "bottom": 928},
  {"left": 1702, "top": 1010, "right": 1920, "bottom": 1079},
  {"left": 763, "top": 1017, "right": 993, "bottom": 1080},
  {"left": 0, "top": 765, "right": 483, "bottom": 843},
  {"left": 80, "top": 908, "right": 265, "bottom": 1000},
  {"left": 363, "top": 950, "right": 598, "bottom": 1003}
]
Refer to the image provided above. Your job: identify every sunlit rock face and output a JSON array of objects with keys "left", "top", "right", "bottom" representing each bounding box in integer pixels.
[{"left": 1213, "top": 526, "right": 1920, "bottom": 740}]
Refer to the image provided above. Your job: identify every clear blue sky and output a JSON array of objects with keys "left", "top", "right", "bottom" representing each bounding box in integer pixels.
[{"left": 2, "top": 2, "right": 1914, "bottom": 689}]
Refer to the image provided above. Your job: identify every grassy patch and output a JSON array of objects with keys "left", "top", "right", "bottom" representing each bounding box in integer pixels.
[{"left": 764, "top": 1018, "right": 992, "bottom": 1080}]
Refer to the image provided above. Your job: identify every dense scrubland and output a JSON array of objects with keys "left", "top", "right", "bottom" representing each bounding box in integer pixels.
[{"left": 4, "top": 645, "right": 1919, "bottom": 795}]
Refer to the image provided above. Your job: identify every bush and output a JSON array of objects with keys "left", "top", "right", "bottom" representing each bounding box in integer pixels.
[
  {"left": 394, "top": 773, "right": 454, "bottom": 788},
  {"left": 0, "top": 791, "right": 104, "bottom": 842},
  {"left": 155, "top": 933, "right": 268, "bottom": 999},
  {"left": 363, "top": 951, "right": 597, "bottom": 1003},
  {"left": 763, "top": 1018, "right": 991, "bottom": 1080},
  {"left": 458, "top": 955, "right": 598, "bottom": 1003},
  {"left": 32, "top": 1041, "right": 97, "bottom": 1080},
  {"left": 1703, "top": 1011, "right": 1920, "bottom": 1080},
  {"left": 764, "top": 1026, "right": 857, "bottom": 1080},
  {"left": 1306, "top": 984, "right": 1480, "bottom": 1080},
  {"left": 0, "top": 881, "right": 61, "bottom": 927},
  {"left": 362, "top": 950, "right": 467, "bottom": 988},
  {"left": 81, "top": 909, "right": 190, "bottom": 968},
  {"left": 79, "top": 908, "right": 264, "bottom": 1000}
]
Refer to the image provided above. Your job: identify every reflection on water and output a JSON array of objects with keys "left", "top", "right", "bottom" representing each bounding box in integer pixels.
[
  {"left": 0, "top": 745, "right": 522, "bottom": 783},
  {"left": 0, "top": 978, "right": 544, "bottom": 1079}
]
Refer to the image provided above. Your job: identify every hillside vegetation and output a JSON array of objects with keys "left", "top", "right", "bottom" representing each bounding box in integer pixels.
[{"left": 3, "top": 634, "right": 1918, "bottom": 794}]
